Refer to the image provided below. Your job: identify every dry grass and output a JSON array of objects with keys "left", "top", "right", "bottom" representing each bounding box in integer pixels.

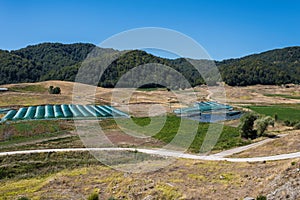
[
  {"left": 223, "top": 84, "right": 300, "bottom": 105},
  {"left": 233, "top": 130, "right": 300, "bottom": 158},
  {"left": 0, "top": 152, "right": 299, "bottom": 199}
]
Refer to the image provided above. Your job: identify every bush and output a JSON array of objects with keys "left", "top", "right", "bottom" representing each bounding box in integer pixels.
[
  {"left": 294, "top": 122, "right": 300, "bottom": 129},
  {"left": 284, "top": 120, "right": 300, "bottom": 127},
  {"left": 274, "top": 113, "right": 278, "bottom": 121},
  {"left": 291, "top": 161, "right": 296, "bottom": 166},
  {"left": 256, "top": 195, "right": 267, "bottom": 200},
  {"left": 87, "top": 192, "right": 99, "bottom": 200},
  {"left": 284, "top": 120, "right": 291, "bottom": 126},
  {"left": 17, "top": 197, "right": 30, "bottom": 200},
  {"left": 48, "top": 86, "right": 61, "bottom": 94}
]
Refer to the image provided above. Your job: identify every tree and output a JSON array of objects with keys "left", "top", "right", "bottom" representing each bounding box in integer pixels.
[
  {"left": 48, "top": 86, "right": 54, "bottom": 94},
  {"left": 239, "top": 113, "right": 259, "bottom": 139},
  {"left": 255, "top": 116, "right": 274, "bottom": 137},
  {"left": 274, "top": 113, "right": 278, "bottom": 121},
  {"left": 48, "top": 86, "right": 61, "bottom": 94},
  {"left": 52, "top": 87, "right": 61, "bottom": 94}
]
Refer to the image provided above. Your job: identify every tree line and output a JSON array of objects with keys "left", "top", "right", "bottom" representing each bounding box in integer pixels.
[{"left": 1, "top": 43, "right": 300, "bottom": 87}]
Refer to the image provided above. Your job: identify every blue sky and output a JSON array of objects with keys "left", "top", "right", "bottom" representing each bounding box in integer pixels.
[{"left": 0, "top": 0, "right": 299, "bottom": 60}]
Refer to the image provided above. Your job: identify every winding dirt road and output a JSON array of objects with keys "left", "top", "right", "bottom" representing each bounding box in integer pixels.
[{"left": 0, "top": 147, "right": 299, "bottom": 162}]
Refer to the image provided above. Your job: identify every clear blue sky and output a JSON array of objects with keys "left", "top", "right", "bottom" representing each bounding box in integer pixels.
[{"left": 0, "top": 0, "right": 299, "bottom": 60}]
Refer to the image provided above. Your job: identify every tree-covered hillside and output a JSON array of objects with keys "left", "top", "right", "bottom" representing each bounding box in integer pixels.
[
  {"left": 218, "top": 47, "right": 300, "bottom": 86},
  {"left": 1, "top": 43, "right": 300, "bottom": 87},
  {"left": 0, "top": 43, "right": 95, "bottom": 85}
]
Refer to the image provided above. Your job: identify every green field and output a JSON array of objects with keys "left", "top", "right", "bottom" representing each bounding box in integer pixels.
[
  {"left": 0, "top": 120, "right": 74, "bottom": 146},
  {"left": 122, "top": 115, "right": 249, "bottom": 153},
  {"left": 245, "top": 104, "right": 300, "bottom": 121},
  {"left": 264, "top": 93, "right": 300, "bottom": 100}
]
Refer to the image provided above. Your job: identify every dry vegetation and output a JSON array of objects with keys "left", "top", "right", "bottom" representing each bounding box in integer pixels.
[
  {"left": 0, "top": 151, "right": 299, "bottom": 199},
  {"left": 233, "top": 130, "right": 300, "bottom": 158}
]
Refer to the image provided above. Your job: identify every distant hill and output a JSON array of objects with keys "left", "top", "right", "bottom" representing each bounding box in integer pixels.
[
  {"left": 1, "top": 42, "right": 300, "bottom": 87},
  {"left": 218, "top": 46, "right": 300, "bottom": 86}
]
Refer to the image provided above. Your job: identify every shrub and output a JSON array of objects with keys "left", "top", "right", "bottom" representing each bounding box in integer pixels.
[
  {"left": 17, "top": 197, "right": 30, "bottom": 200},
  {"left": 87, "top": 192, "right": 99, "bottom": 200},
  {"left": 256, "top": 195, "right": 267, "bottom": 200},
  {"left": 48, "top": 86, "right": 61, "bottom": 94},
  {"left": 274, "top": 113, "right": 278, "bottom": 121},
  {"left": 284, "top": 120, "right": 291, "bottom": 126},
  {"left": 291, "top": 161, "right": 296, "bottom": 166},
  {"left": 284, "top": 120, "right": 300, "bottom": 127},
  {"left": 294, "top": 122, "right": 300, "bottom": 129}
]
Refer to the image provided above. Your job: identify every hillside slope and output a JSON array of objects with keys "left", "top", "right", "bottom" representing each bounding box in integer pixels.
[{"left": 1, "top": 43, "right": 300, "bottom": 87}]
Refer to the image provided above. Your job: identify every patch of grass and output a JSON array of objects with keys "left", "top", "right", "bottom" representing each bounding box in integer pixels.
[
  {"left": 187, "top": 174, "right": 207, "bottom": 181},
  {"left": 245, "top": 104, "right": 300, "bottom": 121},
  {"left": 212, "top": 172, "right": 241, "bottom": 186},
  {"left": 0, "top": 152, "right": 101, "bottom": 180},
  {"left": 0, "top": 130, "right": 70, "bottom": 148},
  {"left": 155, "top": 183, "right": 182, "bottom": 199},
  {"left": 264, "top": 93, "right": 300, "bottom": 99},
  {"left": 0, "top": 135, "right": 83, "bottom": 152},
  {"left": 132, "top": 117, "right": 151, "bottom": 126},
  {"left": 9, "top": 85, "right": 47, "bottom": 93},
  {"left": 0, "top": 120, "right": 74, "bottom": 143}
]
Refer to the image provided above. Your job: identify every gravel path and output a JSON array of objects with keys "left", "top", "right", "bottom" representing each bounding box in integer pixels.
[{"left": 0, "top": 147, "right": 299, "bottom": 162}]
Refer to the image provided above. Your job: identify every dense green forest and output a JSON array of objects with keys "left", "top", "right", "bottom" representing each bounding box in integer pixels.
[{"left": 0, "top": 42, "right": 300, "bottom": 87}]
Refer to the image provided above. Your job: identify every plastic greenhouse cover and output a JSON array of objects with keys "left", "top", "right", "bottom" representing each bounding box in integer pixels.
[
  {"left": 24, "top": 106, "right": 37, "bottom": 119},
  {"left": 95, "top": 105, "right": 112, "bottom": 117},
  {"left": 54, "top": 105, "right": 64, "bottom": 118},
  {"left": 83, "top": 105, "right": 100, "bottom": 117},
  {"left": 35, "top": 106, "right": 45, "bottom": 119},
  {"left": 90, "top": 105, "right": 106, "bottom": 117},
  {"left": 76, "top": 105, "right": 93, "bottom": 117},
  {"left": 61, "top": 104, "right": 73, "bottom": 118},
  {"left": 45, "top": 105, "right": 55, "bottom": 118},
  {"left": 13, "top": 107, "right": 28, "bottom": 120},
  {"left": 2, "top": 110, "right": 17, "bottom": 121},
  {"left": 68, "top": 104, "right": 83, "bottom": 117}
]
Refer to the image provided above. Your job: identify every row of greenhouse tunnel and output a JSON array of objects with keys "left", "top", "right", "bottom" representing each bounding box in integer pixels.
[{"left": 1, "top": 105, "right": 129, "bottom": 122}]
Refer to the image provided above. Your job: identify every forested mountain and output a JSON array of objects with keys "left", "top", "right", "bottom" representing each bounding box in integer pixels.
[
  {"left": 0, "top": 43, "right": 95, "bottom": 84},
  {"left": 0, "top": 42, "right": 300, "bottom": 87},
  {"left": 218, "top": 47, "right": 300, "bottom": 86}
]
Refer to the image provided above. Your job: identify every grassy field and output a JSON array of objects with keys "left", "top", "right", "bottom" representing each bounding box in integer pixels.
[
  {"left": 0, "top": 120, "right": 74, "bottom": 144},
  {"left": 245, "top": 104, "right": 300, "bottom": 121},
  {"left": 264, "top": 93, "right": 300, "bottom": 100},
  {"left": 120, "top": 115, "right": 249, "bottom": 153}
]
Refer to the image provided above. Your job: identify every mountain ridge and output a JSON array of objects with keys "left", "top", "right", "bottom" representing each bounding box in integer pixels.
[{"left": 1, "top": 42, "right": 300, "bottom": 87}]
